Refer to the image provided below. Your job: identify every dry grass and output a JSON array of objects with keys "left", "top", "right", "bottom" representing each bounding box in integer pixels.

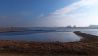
[{"left": 0, "top": 31, "right": 98, "bottom": 56}]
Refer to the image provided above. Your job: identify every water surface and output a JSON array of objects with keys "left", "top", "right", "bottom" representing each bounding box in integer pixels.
[
  {"left": 0, "top": 32, "right": 80, "bottom": 42},
  {"left": 0, "top": 28, "right": 98, "bottom": 42}
]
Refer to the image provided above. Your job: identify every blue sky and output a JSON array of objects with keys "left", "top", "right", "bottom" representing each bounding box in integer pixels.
[
  {"left": 0, "top": 0, "right": 78, "bottom": 17},
  {"left": 0, "top": 0, "right": 98, "bottom": 27}
]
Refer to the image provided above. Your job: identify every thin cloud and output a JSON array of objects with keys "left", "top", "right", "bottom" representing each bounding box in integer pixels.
[
  {"left": 51, "top": 0, "right": 98, "bottom": 16},
  {"left": 35, "top": 0, "right": 98, "bottom": 27}
]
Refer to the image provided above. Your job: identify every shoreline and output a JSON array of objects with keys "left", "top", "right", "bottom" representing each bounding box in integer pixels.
[{"left": 0, "top": 31, "right": 98, "bottom": 55}]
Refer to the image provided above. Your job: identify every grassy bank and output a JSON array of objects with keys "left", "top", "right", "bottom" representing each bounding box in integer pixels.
[{"left": 0, "top": 31, "right": 98, "bottom": 56}]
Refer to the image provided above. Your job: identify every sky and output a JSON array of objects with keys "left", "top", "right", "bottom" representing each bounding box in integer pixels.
[{"left": 0, "top": 0, "right": 98, "bottom": 27}]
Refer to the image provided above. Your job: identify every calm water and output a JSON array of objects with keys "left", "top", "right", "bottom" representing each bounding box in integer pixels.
[{"left": 0, "top": 28, "right": 98, "bottom": 42}]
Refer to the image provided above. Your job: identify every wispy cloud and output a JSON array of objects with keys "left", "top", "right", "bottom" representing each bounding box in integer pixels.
[
  {"left": 49, "top": 0, "right": 98, "bottom": 16},
  {"left": 35, "top": 0, "right": 98, "bottom": 27}
]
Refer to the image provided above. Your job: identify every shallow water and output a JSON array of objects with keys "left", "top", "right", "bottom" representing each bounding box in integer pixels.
[
  {"left": 0, "top": 32, "right": 80, "bottom": 42},
  {"left": 0, "top": 28, "right": 98, "bottom": 42}
]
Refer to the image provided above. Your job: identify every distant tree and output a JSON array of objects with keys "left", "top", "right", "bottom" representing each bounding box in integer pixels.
[
  {"left": 73, "top": 25, "right": 77, "bottom": 28},
  {"left": 66, "top": 25, "right": 72, "bottom": 28}
]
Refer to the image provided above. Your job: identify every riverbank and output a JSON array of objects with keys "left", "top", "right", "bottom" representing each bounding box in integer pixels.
[{"left": 0, "top": 31, "right": 98, "bottom": 56}]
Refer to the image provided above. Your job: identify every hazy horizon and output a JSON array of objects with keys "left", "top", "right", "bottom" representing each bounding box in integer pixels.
[{"left": 0, "top": 0, "right": 98, "bottom": 27}]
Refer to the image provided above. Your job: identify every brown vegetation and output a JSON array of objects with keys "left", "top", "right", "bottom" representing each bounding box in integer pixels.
[{"left": 0, "top": 31, "right": 98, "bottom": 56}]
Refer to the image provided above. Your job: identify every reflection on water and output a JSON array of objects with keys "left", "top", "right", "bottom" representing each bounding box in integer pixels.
[
  {"left": 0, "top": 32, "right": 80, "bottom": 42},
  {"left": 82, "top": 31, "right": 98, "bottom": 36},
  {"left": 0, "top": 28, "right": 98, "bottom": 42},
  {"left": 80, "top": 29, "right": 98, "bottom": 36}
]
